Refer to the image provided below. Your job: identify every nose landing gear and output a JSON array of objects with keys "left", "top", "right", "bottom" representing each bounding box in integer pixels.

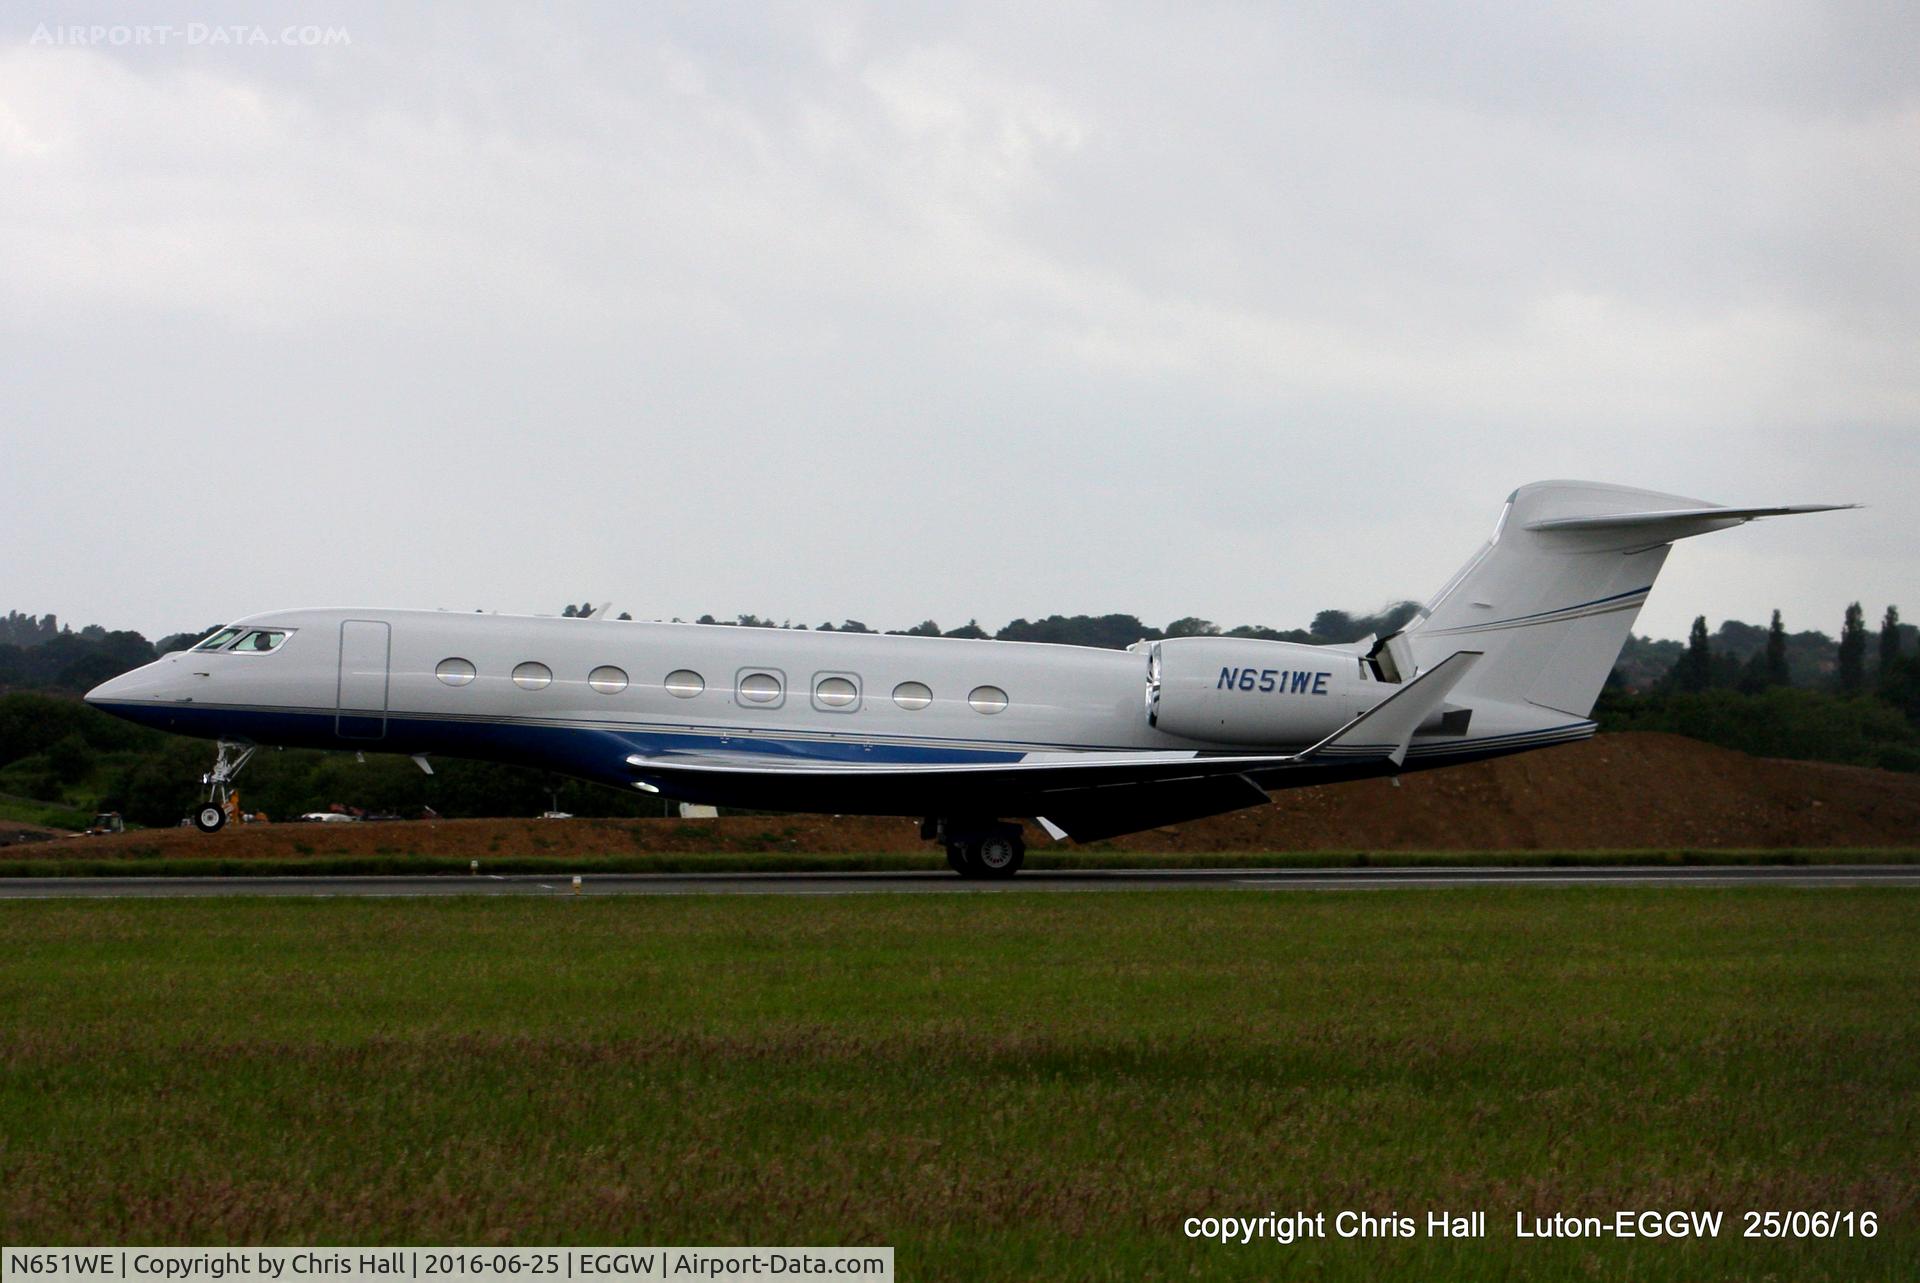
[
  {"left": 192, "top": 740, "right": 257, "bottom": 832},
  {"left": 924, "top": 818, "right": 1026, "bottom": 878}
]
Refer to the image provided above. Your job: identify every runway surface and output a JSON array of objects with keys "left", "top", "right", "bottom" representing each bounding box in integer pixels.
[{"left": 2, "top": 865, "right": 1918, "bottom": 898}]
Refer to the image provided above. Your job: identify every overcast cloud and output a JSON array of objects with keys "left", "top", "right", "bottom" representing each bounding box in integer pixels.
[{"left": 2, "top": 1, "right": 1914, "bottom": 641}]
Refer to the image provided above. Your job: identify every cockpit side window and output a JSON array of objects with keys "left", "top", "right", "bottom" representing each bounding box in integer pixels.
[
  {"left": 193, "top": 627, "right": 244, "bottom": 652},
  {"left": 232, "top": 630, "right": 289, "bottom": 653}
]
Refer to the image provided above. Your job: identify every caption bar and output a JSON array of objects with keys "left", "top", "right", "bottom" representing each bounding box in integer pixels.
[{"left": 5, "top": 1250, "right": 892, "bottom": 1283}]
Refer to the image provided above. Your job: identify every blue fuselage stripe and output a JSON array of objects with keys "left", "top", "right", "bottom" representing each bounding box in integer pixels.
[{"left": 91, "top": 701, "right": 1027, "bottom": 787}]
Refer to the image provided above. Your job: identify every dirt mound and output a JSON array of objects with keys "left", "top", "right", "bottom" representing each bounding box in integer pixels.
[
  {"left": 0, "top": 824, "right": 65, "bottom": 849},
  {"left": 30, "top": 733, "right": 1920, "bottom": 862},
  {"left": 1147, "top": 732, "right": 1920, "bottom": 852}
]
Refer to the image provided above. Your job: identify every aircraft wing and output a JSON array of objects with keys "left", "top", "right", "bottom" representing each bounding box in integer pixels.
[
  {"left": 623, "top": 747, "right": 1288, "bottom": 842},
  {"left": 623, "top": 652, "right": 1482, "bottom": 839}
]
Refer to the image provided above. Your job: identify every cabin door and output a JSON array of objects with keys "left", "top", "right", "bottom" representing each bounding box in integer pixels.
[{"left": 336, "top": 620, "right": 390, "bottom": 740}]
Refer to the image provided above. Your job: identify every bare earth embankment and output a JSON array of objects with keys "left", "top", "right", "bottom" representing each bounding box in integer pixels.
[{"left": 9, "top": 732, "right": 1919, "bottom": 864}]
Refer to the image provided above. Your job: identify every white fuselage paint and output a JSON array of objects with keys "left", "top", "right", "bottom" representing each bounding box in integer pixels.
[{"left": 83, "top": 606, "right": 1584, "bottom": 809}]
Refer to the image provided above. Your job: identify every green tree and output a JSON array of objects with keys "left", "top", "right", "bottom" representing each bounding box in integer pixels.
[
  {"left": 1838, "top": 602, "right": 1867, "bottom": 694},
  {"left": 1309, "top": 610, "right": 1354, "bottom": 641},
  {"left": 1225, "top": 623, "right": 1314, "bottom": 643},
  {"left": 1674, "top": 616, "right": 1713, "bottom": 692},
  {"left": 42, "top": 732, "right": 95, "bottom": 783},
  {"left": 1879, "top": 651, "right": 1920, "bottom": 727},
  {"left": 995, "top": 614, "right": 1156, "bottom": 649},
  {"left": 1596, "top": 686, "right": 1920, "bottom": 772},
  {"left": 1766, "top": 609, "right": 1790, "bottom": 686},
  {"left": 1880, "top": 605, "right": 1902, "bottom": 683}
]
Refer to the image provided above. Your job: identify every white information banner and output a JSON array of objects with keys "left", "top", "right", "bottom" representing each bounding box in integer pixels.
[{"left": 4, "top": 1249, "right": 892, "bottom": 1283}]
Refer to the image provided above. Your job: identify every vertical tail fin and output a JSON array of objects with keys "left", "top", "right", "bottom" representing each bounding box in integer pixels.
[{"left": 1399, "top": 481, "right": 1853, "bottom": 719}]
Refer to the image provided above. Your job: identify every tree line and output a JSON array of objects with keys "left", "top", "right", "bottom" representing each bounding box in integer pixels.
[
  {"left": 1656, "top": 605, "right": 1912, "bottom": 696},
  {"left": 1597, "top": 604, "right": 1920, "bottom": 772}
]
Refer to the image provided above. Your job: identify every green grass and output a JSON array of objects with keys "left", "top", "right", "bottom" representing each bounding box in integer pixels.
[
  {"left": 3, "top": 846, "right": 1919, "bottom": 879},
  {"left": 0, "top": 791, "right": 95, "bottom": 831},
  {"left": 1, "top": 889, "right": 1916, "bottom": 1280}
]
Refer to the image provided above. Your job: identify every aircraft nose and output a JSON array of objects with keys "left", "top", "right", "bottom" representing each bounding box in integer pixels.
[
  {"left": 84, "top": 671, "right": 135, "bottom": 705},
  {"left": 82, "top": 658, "right": 194, "bottom": 733},
  {"left": 85, "top": 657, "right": 176, "bottom": 706}
]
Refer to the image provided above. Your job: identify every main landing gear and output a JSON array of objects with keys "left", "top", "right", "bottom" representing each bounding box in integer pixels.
[
  {"left": 924, "top": 818, "right": 1026, "bottom": 878},
  {"left": 192, "top": 739, "right": 257, "bottom": 832}
]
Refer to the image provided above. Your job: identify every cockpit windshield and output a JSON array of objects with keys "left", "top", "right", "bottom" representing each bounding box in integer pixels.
[
  {"left": 232, "top": 630, "right": 288, "bottom": 653},
  {"left": 191, "top": 626, "right": 291, "bottom": 653}
]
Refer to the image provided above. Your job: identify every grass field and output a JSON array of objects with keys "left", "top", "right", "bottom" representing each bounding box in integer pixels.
[{"left": 2, "top": 888, "right": 1916, "bottom": 1280}]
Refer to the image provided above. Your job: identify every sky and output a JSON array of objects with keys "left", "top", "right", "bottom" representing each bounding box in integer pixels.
[{"left": 2, "top": 1, "right": 1914, "bottom": 643}]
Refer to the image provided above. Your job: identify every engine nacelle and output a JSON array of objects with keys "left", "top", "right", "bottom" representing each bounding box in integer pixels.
[{"left": 1146, "top": 637, "right": 1378, "bottom": 746}]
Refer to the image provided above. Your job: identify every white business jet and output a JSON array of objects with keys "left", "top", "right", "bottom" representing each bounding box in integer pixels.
[{"left": 85, "top": 481, "right": 1850, "bottom": 876}]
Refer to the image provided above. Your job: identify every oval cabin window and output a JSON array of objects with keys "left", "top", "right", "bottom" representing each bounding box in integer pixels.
[
  {"left": 512, "top": 661, "right": 553, "bottom": 691},
  {"left": 968, "top": 685, "right": 1009, "bottom": 714},
  {"left": 815, "top": 676, "right": 858, "bottom": 708},
  {"left": 589, "top": 665, "right": 628, "bottom": 694},
  {"left": 436, "top": 657, "right": 476, "bottom": 687},
  {"left": 664, "top": 669, "right": 704, "bottom": 698},
  {"left": 892, "top": 681, "right": 933, "bottom": 710},
  {"left": 739, "top": 672, "right": 782, "bottom": 703}
]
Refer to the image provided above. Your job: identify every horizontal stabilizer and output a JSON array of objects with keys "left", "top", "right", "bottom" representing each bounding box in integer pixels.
[
  {"left": 1299, "top": 650, "right": 1482, "bottom": 767},
  {"left": 1526, "top": 503, "right": 1855, "bottom": 535}
]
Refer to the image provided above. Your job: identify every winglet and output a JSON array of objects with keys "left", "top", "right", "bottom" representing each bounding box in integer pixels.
[{"left": 1296, "top": 651, "right": 1483, "bottom": 767}]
